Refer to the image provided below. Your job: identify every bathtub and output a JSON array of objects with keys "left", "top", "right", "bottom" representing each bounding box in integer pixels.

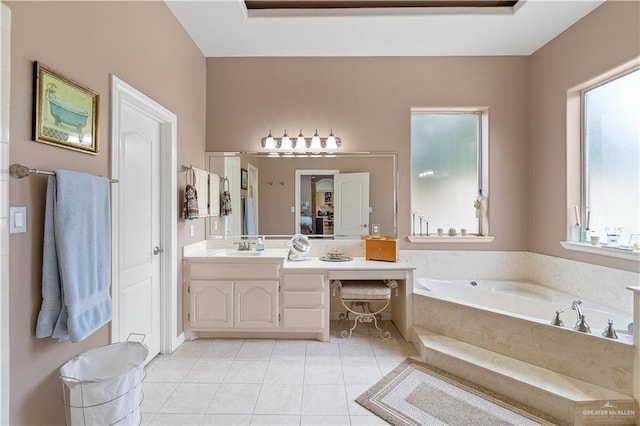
[
  {"left": 414, "top": 277, "right": 633, "bottom": 337},
  {"left": 413, "top": 277, "right": 635, "bottom": 396}
]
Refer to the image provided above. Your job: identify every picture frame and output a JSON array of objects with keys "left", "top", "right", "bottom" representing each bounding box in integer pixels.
[
  {"left": 33, "top": 62, "right": 99, "bottom": 155},
  {"left": 241, "top": 168, "right": 248, "bottom": 190}
]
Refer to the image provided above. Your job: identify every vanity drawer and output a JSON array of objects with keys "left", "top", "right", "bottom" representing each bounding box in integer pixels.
[
  {"left": 189, "top": 261, "right": 280, "bottom": 280},
  {"left": 282, "top": 273, "right": 324, "bottom": 290},
  {"left": 281, "top": 308, "right": 324, "bottom": 329},
  {"left": 282, "top": 291, "right": 324, "bottom": 308}
]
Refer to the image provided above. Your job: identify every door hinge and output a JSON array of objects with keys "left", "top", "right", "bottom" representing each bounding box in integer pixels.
[
  {"left": 188, "top": 286, "right": 190, "bottom": 294},
  {"left": 187, "top": 312, "right": 190, "bottom": 322},
  {"left": 278, "top": 313, "right": 281, "bottom": 322}
]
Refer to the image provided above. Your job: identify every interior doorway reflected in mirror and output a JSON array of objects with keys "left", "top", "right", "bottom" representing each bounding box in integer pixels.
[{"left": 299, "top": 173, "right": 335, "bottom": 236}]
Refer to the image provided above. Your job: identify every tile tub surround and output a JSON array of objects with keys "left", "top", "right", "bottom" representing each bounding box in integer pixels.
[
  {"left": 402, "top": 250, "right": 531, "bottom": 281},
  {"left": 527, "top": 252, "right": 637, "bottom": 316},
  {"left": 413, "top": 293, "right": 634, "bottom": 396},
  {"left": 403, "top": 249, "right": 637, "bottom": 316}
]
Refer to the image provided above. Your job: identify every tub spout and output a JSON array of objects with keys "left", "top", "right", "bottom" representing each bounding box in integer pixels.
[
  {"left": 572, "top": 300, "right": 591, "bottom": 333},
  {"left": 575, "top": 316, "right": 591, "bottom": 333}
]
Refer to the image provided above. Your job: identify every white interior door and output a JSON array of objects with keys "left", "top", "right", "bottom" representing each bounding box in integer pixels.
[
  {"left": 333, "top": 172, "right": 370, "bottom": 236},
  {"left": 116, "top": 102, "right": 161, "bottom": 362},
  {"left": 112, "top": 76, "right": 179, "bottom": 361}
]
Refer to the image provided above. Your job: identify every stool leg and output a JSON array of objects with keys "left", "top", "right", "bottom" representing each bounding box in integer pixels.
[
  {"left": 370, "top": 312, "right": 391, "bottom": 340},
  {"left": 340, "top": 302, "right": 363, "bottom": 338}
]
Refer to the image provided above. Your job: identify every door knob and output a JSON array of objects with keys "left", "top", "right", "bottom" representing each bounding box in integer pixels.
[
  {"left": 153, "top": 246, "right": 164, "bottom": 255},
  {"left": 362, "top": 224, "right": 368, "bottom": 228}
]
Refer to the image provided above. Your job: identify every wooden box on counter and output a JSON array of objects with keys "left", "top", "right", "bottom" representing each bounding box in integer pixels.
[{"left": 362, "top": 236, "right": 399, "bottom": 262}]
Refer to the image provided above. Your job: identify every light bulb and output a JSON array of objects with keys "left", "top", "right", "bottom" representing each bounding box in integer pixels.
[
  {"left": 308, "top": 129, "right": 322, "bottom": 150},
  {"left": 261, "top": 130, "right": 275, "bottom": 150},
  {"left": 281, "top": 129, "right": 292, "bottom": 150},
  {"left": 325, "top": 129, "right": 338, "bottom": 149},
  {"left": 296, "top": 130, "right": 306, "bottom": 150}
]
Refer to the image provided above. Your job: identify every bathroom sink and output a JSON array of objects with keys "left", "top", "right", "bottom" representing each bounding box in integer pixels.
[{"left": 222, "top": 250, "right": 264, "bottom": 257}]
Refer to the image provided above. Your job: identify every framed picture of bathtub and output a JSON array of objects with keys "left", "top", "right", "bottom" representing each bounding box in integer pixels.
[{"left": 33, "top": 62, "right": 99, "bottom": 155}]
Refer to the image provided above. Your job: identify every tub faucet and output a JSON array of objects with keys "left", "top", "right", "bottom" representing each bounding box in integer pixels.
[
  {"left": 571, "top": 300, "right": 591, "bottom": 333},
  {"left": 550, "top": 309, "right": 564, "bottom": 327}
]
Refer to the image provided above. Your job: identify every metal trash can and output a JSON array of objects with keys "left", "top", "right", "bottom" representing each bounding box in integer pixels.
[{"left": 59, "top": 337, "right": 148, "bottom": 426}]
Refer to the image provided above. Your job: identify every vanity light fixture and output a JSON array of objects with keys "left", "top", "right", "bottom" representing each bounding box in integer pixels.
[{"left": 260, "top": 129, "right": 342, "bottom": 151}]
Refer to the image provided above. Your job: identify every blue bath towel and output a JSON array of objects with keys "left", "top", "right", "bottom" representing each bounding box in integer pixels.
[
  {"left": 36, "top": 171, "right": 112, "bottom": 343},
  {"left": 244, "top": 196, "right": 256, "bottom": 237}
]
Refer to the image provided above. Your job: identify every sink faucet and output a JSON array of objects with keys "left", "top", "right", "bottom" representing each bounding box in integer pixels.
[
  {"left": 572, "top": 300, "right": 591, "bottom": 333},
  {"left": 234, "top": 241, "right": 254, "bottom": 251}
]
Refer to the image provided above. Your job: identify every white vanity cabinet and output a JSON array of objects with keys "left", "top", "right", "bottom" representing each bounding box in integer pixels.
[
  {"left": 183, "top": 258, "right": 281, "bottom": 339},
  {"left": 234, "top": 280, "right": 279, "bottom": 329},
  {"left": 189, "top": 280, "right": 233, "bottom": 329},
  {"left": 280, "top": 272, "right": 329, "bottom": 341},
  {"left": 182, "top": 243, "right": 415, "bottom": 342}
]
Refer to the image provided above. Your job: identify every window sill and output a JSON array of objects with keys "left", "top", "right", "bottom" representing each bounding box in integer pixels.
[
  {"left": 408, "top": 235, "right": 495, "bottom": 243},
  {"left": 560, "top": 241, "right": 640, "bottom": 262}
]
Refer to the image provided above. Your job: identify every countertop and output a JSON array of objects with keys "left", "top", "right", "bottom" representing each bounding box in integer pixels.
[
  {"left": 284, "top": 256, "right": 414, "bottom": 271},
  {"left": 183, "top": 243, "right": 414, "bottom": 271}
]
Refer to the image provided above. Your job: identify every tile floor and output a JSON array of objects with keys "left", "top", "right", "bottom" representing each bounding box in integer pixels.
[{"left": 142, "top": 321, "right": 418, "bottom": 425}]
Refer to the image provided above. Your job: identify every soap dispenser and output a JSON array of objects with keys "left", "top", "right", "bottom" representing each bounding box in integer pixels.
[{"left": 256, "top": 236, "right": 265, "bottom": 252}]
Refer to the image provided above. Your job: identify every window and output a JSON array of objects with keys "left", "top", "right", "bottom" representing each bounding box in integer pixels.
[
  {"left": 583, "top": 69, "right": 640, "bottom": 243},
  {"left": 411, "top": 111, "right": 487, "bottom": 238}
]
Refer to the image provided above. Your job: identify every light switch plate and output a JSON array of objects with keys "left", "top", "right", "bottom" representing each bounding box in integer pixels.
[{"left": 10, "top": 206, "right": 26, "bottom": 234}]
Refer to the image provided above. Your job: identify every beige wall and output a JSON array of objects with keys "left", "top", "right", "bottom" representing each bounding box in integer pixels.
[
  {"left": 6, "top": 2, "right": 206, "bottom": 424},
  {"left": 206, "top": 56, "right": 531, "bottom": 251},
  {"left": 529, "top": 0, "right": 640, "bottom": 273}
]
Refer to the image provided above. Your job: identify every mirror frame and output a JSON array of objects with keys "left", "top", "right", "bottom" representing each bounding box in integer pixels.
[{"left": 204, "top": 151, "right": 398, "bottom": 240}]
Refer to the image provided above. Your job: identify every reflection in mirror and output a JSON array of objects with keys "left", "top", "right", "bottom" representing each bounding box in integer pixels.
[
  {"left": 296, "top": 170, "right": 338, "bottom": 236},
  {"left": 205, "top": 152, "right": 397, "bottom": 240}
]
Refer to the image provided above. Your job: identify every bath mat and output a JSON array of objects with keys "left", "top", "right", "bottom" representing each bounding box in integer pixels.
[{"left": 356, "top": 359, "right": 559, "bottom": 426}]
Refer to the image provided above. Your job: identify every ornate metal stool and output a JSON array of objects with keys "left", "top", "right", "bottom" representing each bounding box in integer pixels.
[{"left": 332, "top": 280, "right": 398, "bottom": 340}]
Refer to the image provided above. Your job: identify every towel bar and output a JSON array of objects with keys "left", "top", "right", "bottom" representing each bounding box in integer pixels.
[{"left": 10, "top": 163, "right": 118, "bottom": 183}]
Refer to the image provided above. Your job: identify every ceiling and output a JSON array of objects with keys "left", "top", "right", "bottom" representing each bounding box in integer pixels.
[{"left": 165, "top": 0, "right": 604, "bottom": 57}]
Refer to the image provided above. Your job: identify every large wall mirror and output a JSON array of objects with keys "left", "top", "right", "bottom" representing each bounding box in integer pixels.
[{"left": 205, "top": 152, "right": 397, "bottom": 240}]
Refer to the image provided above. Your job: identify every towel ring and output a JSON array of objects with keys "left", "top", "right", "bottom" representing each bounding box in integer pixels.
[{"left": 183, "top": 166, "right": 196, "bottom": 186}]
